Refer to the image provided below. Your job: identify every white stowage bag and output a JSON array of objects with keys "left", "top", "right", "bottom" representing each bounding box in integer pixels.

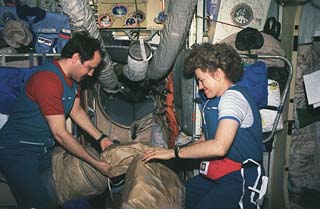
[
  {"left": 260, "top": 79, "right": 283, "bottom": 133},
  {"left": 52, "top": 146, "right": 109, "bottom": 205}
]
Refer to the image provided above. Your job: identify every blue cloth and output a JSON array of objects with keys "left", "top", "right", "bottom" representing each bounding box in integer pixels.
[
  {"left": 0, "top": 6, "right": 19, "bottom": 29},
  {"left": 185, "top": 167, "right": 265, "bottom": 209},
  {"left": 0, "top": 146, "right": 57, "bottom": 209},
  {"left": 0, "top": 62, "right": 77, "bottom": 141},
  {"left": 0, "top": 7, "right": 70, "bottom": 52},
  {"left": 237, "top": 61, "right": 268, "bottom": 109},
  {"left": 186, "top": 172, "right": 242, "bottom": 209},
  {"left": 63, "top": 197, "right": 93, "bottom": 209},
  {"left": 0, "top": 62, "right": 78, "bottom": 209},
  {"left": 202, "top": 85, "right": 264, "bottom": 162},
  {"left": 0, "top": 66, "right": 39, "bottom": 114}
]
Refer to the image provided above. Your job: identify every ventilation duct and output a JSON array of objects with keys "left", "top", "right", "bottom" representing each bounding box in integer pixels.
[
  {"left": 58, "top": 0, "right": 198, "bottom": 85},
  {"left": 57, "top": 0, "right": 120, "bottom": 91},
  {"left": 146, "top": 0, "right": 198, "bottom": 80}
]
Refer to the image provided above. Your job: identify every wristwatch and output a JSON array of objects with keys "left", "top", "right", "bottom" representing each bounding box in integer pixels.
[
  {"left": 96, "top": 132, "right": 108, "bottom": 144},
  {"left": 174, "top": 145, "right": 181, "bottom": 159}
]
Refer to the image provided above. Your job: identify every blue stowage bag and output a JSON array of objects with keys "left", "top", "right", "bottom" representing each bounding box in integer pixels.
[
  {"left": 237, "top": 61, "right": 268, "bottom": 109},
  {"left": 31, "top": 12, "right": 71, "bottom": 54}
]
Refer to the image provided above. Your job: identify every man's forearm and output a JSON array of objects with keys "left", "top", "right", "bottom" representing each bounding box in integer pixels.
[
  {"left": 55, "top": 130, "right": 99, "bottom": 167},
  {"left": 70, "top": 106, "right": 103, "bottom": 140}
]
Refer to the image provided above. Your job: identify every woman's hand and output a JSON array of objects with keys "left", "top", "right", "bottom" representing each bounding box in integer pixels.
[{"left": 142, "top": 147, "right": 175, "bottom": 163}]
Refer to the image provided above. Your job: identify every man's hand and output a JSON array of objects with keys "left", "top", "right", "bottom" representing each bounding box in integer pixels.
[{"left": 95, "top": 161, "right": 112, "bottom": 176}]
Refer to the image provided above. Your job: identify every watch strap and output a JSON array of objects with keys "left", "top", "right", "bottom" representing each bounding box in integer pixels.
[
  {"left": 174, "top": 145, "right": 180, "bottom": 159},
  {"left": 96, "top": 132, "right": 108, "bottom": 144}
]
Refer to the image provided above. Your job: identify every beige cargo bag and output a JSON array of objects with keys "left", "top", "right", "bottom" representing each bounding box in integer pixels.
[
  {"left": 121, "top": 156, "right": 185, "bottom": 209},
  {"left": 100, "top": 142, "right": 149, "bottom": 177},
  {"left": 52, "top": 146, "right": 109, "bottom": 205}
]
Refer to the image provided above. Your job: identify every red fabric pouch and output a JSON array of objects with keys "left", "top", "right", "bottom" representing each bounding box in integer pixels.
[{"left": 199, "top": 158, "right": 242, "bottom": 180}]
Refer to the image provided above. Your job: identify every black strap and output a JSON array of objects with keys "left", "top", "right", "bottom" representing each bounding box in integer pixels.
[
  {"left": 174, "top": 146, "right": 180, "bottom": 159},
  {"left": 242, "top": 161, "right": 262, "bottom": 168},
  {"left": 96, "top": 132, "right": 108, "bottom": 144}
]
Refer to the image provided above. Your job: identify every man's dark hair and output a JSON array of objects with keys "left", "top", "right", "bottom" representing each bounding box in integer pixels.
[
  {"left": 60, "top": 31, "right": 104, "bottom": 63},
  {"left": 184, "top": 42, "right": 243, "bottom": 83}
]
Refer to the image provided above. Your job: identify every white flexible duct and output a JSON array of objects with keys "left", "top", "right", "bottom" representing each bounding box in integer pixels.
[
  {"left": 58, "top": 0, "right": 197, "bottom": 84},
  {"left": 145, "top": 0, "right": 198, "bottom": 80},
  {"left": 57, "top": 0, "right": 119, "bottom": 91}
]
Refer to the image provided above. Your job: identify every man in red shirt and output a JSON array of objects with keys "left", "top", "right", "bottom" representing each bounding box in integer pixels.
[{"left": 0, "top": 32, "right": 113, "bottom": 209}]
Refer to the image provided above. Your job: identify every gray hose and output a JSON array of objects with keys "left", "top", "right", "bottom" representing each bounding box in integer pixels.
[
  {"left": 145, "top": 0, "right": 198, "bottom": 80},
  {"left": 57, "top": 0, "right": 119, "bottom": 91}
]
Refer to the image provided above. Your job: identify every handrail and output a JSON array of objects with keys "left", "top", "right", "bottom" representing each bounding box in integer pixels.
[
  {"left": 0, "top": 53, "right": 61, "bottom": 67},
  {"left": 239, "top": 54, "right": 293, "bottom": 144}
]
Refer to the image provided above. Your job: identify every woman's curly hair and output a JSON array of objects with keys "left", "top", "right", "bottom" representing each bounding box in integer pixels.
[{"left": 184, "top": 42, "right": 243, "bottom": 83}]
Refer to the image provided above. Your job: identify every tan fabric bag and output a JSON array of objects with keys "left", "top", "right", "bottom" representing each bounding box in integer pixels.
[
  {"left": 121, "top": 156, "right": 185, "bottom": 209},
  {"left": 52, "top": 146, "right": 109, "bottom": 205},
  {"left": 100, "top": 142, "right": 149, "bottom": 177}
]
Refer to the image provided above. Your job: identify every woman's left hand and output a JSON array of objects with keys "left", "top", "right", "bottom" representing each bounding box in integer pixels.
[{"left": 142, "top": 147, "right": 175, "bottom": 163}]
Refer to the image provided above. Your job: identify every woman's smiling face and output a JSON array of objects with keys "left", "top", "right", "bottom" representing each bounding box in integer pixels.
[{"left": 195, "top": 68, "right": 220, "bottom": 99}]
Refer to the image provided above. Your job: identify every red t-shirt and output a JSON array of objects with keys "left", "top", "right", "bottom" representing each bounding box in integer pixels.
[{"left": 25, "top": 59, "right": 80, "bottom": 116}]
